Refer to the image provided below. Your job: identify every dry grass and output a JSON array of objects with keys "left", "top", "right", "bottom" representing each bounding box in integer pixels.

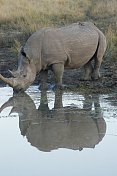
[
  {"left": 105, "top": 25, "right": 117, "bottom": 59},
  {"left": 0, "top": 0, "right": 117, "bottom": 59},
  {"left": 0, "top": 0, "right": 92, "bottom": 32},
  {"left": 91, "top": 0, "right": 117, "bottom": 18}
]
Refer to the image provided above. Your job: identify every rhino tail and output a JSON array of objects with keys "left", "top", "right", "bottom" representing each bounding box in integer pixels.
[
  {"left": 91, "top": 29, "right": 106, "bottom": 80},
  {"left": 96, "top": 30, "right": 106, "bottom": 59}
]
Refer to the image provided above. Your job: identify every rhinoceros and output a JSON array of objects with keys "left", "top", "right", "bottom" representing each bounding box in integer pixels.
[{"left": 0, "top": 22, "right": 106, "bottom": 92}]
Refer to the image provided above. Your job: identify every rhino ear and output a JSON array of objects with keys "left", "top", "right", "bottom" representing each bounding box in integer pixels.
[
  {"left": 20, "top": 46, "right": 26, "bottom": 57},
  {"left": 20, "top": 46, "right": 30, "bottom": 63}
]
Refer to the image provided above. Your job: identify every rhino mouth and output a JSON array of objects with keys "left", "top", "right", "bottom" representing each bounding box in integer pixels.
[{"left": 13, "top": 85, "right": 26, "bottom": 93}]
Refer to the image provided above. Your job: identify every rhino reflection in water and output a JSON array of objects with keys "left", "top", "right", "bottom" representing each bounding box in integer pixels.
[
  {"left": 0, "top": 22, "right": 106, "bottom": 92},
  {"left": 0, "top": 91, "right": 106, "bottom": 152}
]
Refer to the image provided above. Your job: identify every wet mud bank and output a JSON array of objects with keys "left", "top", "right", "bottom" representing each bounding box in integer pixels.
[{"left": 0, "top": 48, "right": 117, "bottom": 93}]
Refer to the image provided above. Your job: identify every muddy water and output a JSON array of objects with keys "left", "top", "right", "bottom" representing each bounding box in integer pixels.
[{"left": 0, "top": 86, "right": 117, "bottom": 176}]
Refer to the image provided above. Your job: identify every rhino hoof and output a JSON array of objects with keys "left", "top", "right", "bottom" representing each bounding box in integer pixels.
[
  {"left": 92, "top": 73, "right": 100, "bottom": 80},
  {"left": 80, "top": 76, "right": 91, "bottom": 81},
  {"left": 39, "top": 83, "right": 49, "bottom": 90}
]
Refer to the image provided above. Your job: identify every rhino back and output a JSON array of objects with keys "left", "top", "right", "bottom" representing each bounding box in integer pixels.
[
  {"left": 23, "top": 23, "right": 100, "bottom": 70},
  {"left": 41, "top": 22, "right": 99, "bottom": 69}
]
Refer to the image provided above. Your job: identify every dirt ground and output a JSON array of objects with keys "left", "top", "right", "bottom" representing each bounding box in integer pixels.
[{"left": 0, "top": 47, "right": 117, "bottom": 94}]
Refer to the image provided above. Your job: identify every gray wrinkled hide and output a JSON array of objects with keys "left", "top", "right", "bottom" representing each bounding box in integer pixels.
[{"left": 24, "top": 22, "right": 106, "bottom": 71}]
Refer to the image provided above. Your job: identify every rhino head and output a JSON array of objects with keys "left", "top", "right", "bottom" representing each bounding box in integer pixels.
[{"left": 0, "top": 46, "right": 37, "bottom": 92}]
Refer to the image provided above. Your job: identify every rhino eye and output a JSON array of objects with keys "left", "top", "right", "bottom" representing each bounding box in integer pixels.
[
  {"left": 23, "top": 74, "right": 26, "bottom": 78},
  {"left": 20, "top": 71, "right": 26, "bottom": 77}
]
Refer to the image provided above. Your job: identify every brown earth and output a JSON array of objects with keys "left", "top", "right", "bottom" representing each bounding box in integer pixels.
[{"left": 0, "top": 47, "right": 117, "bottom": 94}]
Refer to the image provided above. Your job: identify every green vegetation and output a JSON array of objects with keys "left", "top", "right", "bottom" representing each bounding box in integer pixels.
[{"left": 0, "top": 0, "right": 117, "bottom": 59}]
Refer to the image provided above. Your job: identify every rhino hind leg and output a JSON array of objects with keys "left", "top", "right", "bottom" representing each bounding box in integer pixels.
[
  {"left": 92, "top": 50, "right": 104, "bottom": 80},
  {"left": 81, "top": 60, "right": 93, "bottom": 81},
  {"left": 92, "top": 56, "right": 102, "bottom": 80},
  {"left": 92, "top": 30, "right": 106, "bottom": 80},
  {"left": 52, "top": 63, "right": 64, "bottom": 89}
]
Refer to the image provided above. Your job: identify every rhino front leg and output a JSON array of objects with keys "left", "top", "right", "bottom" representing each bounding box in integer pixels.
[
  {"left": 40, "top": 70, "right": 48, "bottom": 90},
  {"left": 52, "top": 63, "right": 64, "bottom": 89}
]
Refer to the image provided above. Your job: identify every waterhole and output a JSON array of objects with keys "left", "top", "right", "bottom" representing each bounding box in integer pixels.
[{"left": 0, "top": 86, "right": 117, "bottom": 176}]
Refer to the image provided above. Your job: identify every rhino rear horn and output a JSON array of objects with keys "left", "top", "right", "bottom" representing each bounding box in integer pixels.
[{"left": 8, "top": 70, "right": 20, "bottom": 78}]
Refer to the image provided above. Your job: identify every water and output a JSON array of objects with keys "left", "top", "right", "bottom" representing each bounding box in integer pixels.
[{"left": 0, "top": 86, "right": 117, "bottom": 176}]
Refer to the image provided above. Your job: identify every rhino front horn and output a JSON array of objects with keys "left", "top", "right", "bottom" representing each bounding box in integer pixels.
[{"left": 0, "top": 74, "right": 15, "bottom": 87}]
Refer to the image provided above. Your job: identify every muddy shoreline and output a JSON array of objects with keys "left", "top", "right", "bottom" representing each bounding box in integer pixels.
[{"left": 0, "top": 48, "right": 117, "bottom": 94}]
